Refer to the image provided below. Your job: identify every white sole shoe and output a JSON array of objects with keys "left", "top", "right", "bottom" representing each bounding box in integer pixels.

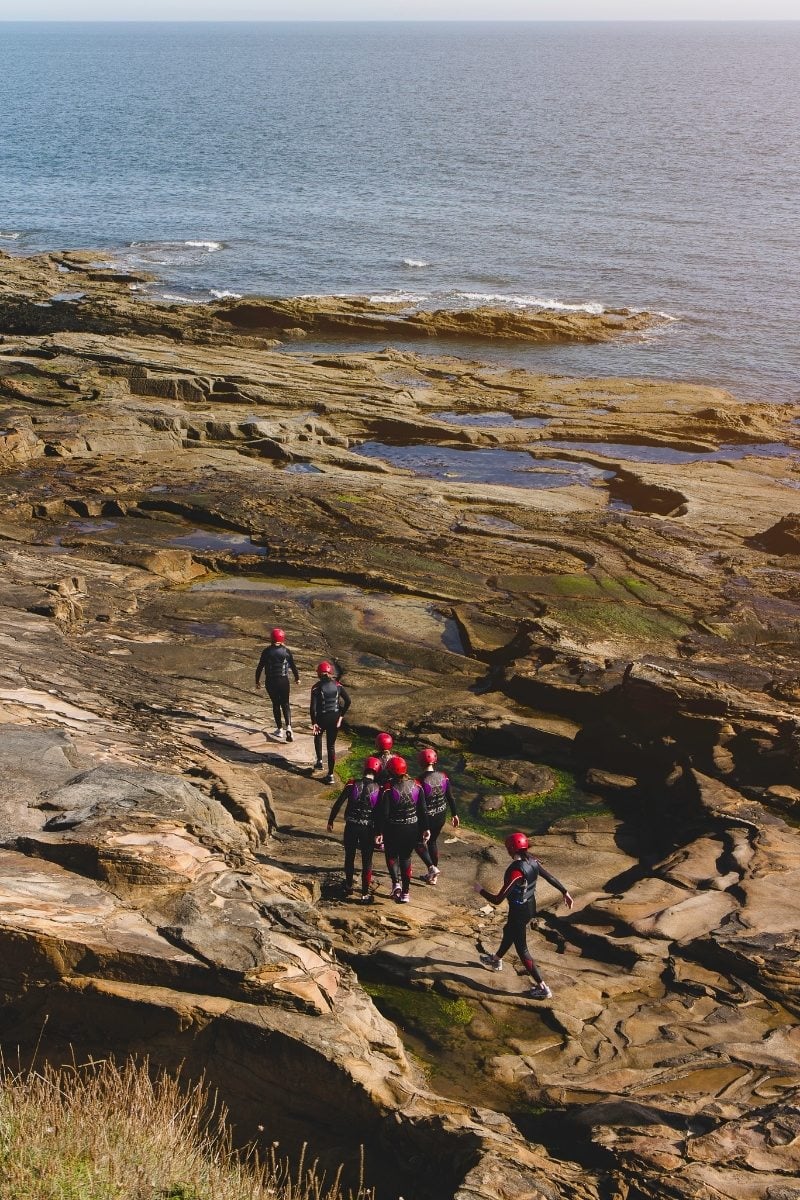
[{"left": 529, "top": 983, "right": 553, "bottom": 1000}]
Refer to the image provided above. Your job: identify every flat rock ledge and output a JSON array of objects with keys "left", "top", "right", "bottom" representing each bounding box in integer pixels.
[{"left": 1, "top": 247, "right": 799, "bottom": 1200}]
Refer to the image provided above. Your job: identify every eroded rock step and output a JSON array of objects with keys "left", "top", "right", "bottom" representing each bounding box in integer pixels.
[{"left": 2, "top": 248, "right": 800, "bottom": 1199}]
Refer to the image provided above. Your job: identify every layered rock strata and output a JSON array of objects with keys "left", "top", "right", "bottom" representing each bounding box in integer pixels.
[{"left": 1, "top": 248, "right": 799, "bottom": 1199}]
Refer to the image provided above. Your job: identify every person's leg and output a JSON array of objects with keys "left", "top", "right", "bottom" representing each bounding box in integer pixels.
[
  {"left": 418, "top": 813, "right": 445, "bottom": 881},
  {"left": 398, "top": 827, "right": 417, "bottom": 899},
  {"left": 481, "top": 909, "right": 515, "bottom": 970},
  {"left": 359, "top": 828, "right": 374, "bottom": 897},
  {"left": 266, "top": 686, "right": 282, "bottom": 729},
  {"left": 427, "top": 814, "right": 446, "bottom": 867},
  {"left": 512, "top": 907, "right": 543, "bottom": 984},
  {"left": 342, "top": 825, "right": 358, "bottom": 891},
  {"left": 415, "top": 835, "right": 434, "bottom": 870},
  {"left": 313, "top": 730, "right": 324, "bottom": 767},
  {"left": 277, "top": 680, "right": 292, "bottom": 732},
  {"left": 384, "top": 835, "right": 401, "bottom": 893},
  {"left": 323, "top": 720, "right": 338, "bottom": 779}
]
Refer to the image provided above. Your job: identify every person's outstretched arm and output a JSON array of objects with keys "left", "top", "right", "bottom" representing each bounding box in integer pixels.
[
  {"left": 537, "top": 861, "right": 574, "bottom": 908},
  {"left": 479, "top": 866, "right": 522, "bottom": 906},
  {"left": 327, "top": 786, "right": 349, "bottom": 831}
]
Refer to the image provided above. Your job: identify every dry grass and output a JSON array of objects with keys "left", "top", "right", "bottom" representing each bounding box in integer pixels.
[{"left": 0, "top": 1057, "right": 373, "bottom": 1200}]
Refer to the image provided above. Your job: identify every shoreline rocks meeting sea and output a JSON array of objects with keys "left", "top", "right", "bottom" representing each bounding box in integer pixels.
[{"left": 1, "top": 248, "right": 799, "bottom": 1200}]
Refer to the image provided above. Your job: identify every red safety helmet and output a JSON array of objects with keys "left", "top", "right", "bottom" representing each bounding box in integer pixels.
[
  {"left": 271, "top": 627, "right": 285, "bottom": 644},
  {"left": 387, "top": 754, "right": 407, "bottom": 776},
  {"left": 375, "top": 732, "right": 393, "bottom": 753},
  {"left": 505, "top": 832, "right": 529, "bottom": 855},
  {"left": 364, "top": 756, "right": 382, "bottom": 775},
  {"left": 418, "top": 747, "right": 438, "bottom": 767},
  {"left": 317, "top": 661, "right": 334, "bottom": 677}
]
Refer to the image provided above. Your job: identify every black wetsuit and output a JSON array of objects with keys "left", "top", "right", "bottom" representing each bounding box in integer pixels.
[
  {"left": 310, "top": 677, "right": 351, "bottom": 772},
  {"left": 255, "top": 644, "right": 299, "bottom": 730},
  {"left": 484, "top": 856, "right": 568, "bottom": 984},
  {"left": 415, "top": 768, "right": 458, "bottom": 870},
  {"left": 328, "top": 777, "right": 381, "bottom": 894},
  {"left": 380, "top": 777, "right": 429, "bottom": 896}
]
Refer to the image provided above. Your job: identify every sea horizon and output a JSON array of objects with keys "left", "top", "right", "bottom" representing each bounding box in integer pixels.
[{"left": 2, "top": 20, "right": 798, "bottom": 402}]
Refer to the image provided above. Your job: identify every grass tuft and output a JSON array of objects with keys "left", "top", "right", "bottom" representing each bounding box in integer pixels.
[{"left": 0, "top": 1057, "right": 373, "bottom": 1200}]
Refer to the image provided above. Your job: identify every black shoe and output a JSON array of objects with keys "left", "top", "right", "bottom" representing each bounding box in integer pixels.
[
  {"left": 323, "top": 773, "right": 336, "bottom": 786},
  {"left": 313, "top": 759, "right": 323, "bottom": 770},
  {"left": 285, "top": 727, "right": 294, "bottom": 742}
]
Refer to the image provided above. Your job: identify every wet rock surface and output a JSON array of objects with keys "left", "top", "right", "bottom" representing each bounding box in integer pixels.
[{"left": 1, "top": 248, "right": 799, "bottom": 1198}]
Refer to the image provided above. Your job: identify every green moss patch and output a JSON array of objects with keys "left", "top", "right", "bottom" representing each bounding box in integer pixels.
[{"left": 362, "top": 979, "right": 474, "bottom": 1036}]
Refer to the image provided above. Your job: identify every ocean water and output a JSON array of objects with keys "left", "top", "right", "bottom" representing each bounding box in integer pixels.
[{"left": 1, "top": 21, "right": 798, "bottom": 402}]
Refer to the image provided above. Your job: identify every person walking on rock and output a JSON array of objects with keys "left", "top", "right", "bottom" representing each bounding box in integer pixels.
[
  {"left": 478, "top": 832, "right": 573, "bottom": 1000},
  {"left": 255, "top": 627, "right": 300, "bottom": 742},
  {"left": 380, "top": 755, "right": 429, "bottom": 903},
  {"left": 374, "top": 732, "right": 394, "bottom": 785},
  {"left": 415, "top": 747, "right": 459, "bottom": 884},
  {"left": 327, "top": 756, "right": 382, "bottom": 903},
  {"left": 310, "top": 661, "right": 351, "bottom": 784}
]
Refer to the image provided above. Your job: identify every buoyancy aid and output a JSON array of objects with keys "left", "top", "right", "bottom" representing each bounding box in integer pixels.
[
  {"left": 385, "top": 777, "right": 422, "bottom": 826},
  {"left": 315, "top": 678, "right": 342, "bottom": 721},
  {"left": 264, "top": 644, "right": 291, "bottom": 681},
  {"left": 420, "top": 769, "right": 449, "bottom": 818},
  {"left": 505, "top": 857, "right": 539, "bottom": 906},
  {"left": 344, "top": 779, "right": 380, "bottom": 826}
]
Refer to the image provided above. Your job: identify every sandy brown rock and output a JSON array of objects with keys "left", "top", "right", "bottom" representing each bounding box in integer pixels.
[{"left": 1, "top": 247, "right": 799, "bottom": 1199}]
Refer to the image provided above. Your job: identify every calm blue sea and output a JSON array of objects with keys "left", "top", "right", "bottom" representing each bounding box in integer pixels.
[{"left": 1, "top": 21, "right": 798, "bottom": 402}]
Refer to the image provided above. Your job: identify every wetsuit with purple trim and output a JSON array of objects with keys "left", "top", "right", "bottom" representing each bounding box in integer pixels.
[
  {"left": 480, "top": 856, "right": 569, "bottom": 985},
  {"left": 380, "top": 777, "right": 429, "bottom": 901},
  {"left": 310, "top": 678, "right": 351, "bottom": 777},
  {"left": 328, "top": 774, "right": 381, "bottom": 900},
  {"left": 255, "top": 643, "right": 300, "bottom": 732},
  {"left": 415, "top": 768, "right": 458, "bottom": 878}
]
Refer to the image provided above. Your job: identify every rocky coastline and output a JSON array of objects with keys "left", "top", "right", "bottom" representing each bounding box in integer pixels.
[{"left": 1, "top": 249, "right": 799, "bottom": 1200}]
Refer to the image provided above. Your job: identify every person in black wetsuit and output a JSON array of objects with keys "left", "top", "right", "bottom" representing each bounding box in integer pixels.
[
  {"left": 327, "top": 755, "right": 382, "bottom": 903},
  {"left": 380, "top": 755, "right": 429, "bottom": 903},
  {"left": 310, "top": 661, "right": 351, "bottom": 784},
  {"left": 255, "top": 627, "right": 300, "bottom": 742},
  {"left": 478, "top": 832, "right": 573, "bottom": 1000},
  {"left": 415, "top": 747, "right": 459, "bottom": 885}
]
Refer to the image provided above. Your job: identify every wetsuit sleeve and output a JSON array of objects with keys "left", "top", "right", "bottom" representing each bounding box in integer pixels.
[
  {"left": 255, "top": 648, "right": 268, "bottom": 686},
  {"left": 480, "top": 866, "right": 523, "bottom": 906},
  {"left": 444, "top": 778, "right": 457, "bottom": 817},
  {"left": 337, "top": 684, "right": 352, "bottom": 716},
  {"left": 287, "top": 650, "right": 300, "bottom": 683},
  {"left": 309, "top": 684, "right": 318, "bottom": 724},
  {"left": 537, "top": 861, "right": 569, "bottom": 896},
  {"left": 328, "top": 787, "right": 349, "bottom": 825}
]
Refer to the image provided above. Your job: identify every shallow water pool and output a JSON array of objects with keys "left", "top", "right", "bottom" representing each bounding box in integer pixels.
[{"left": 353, "top": 441, "right": 613, "bottom": 488}]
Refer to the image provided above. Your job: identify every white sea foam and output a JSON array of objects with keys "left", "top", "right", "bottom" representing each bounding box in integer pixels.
[
  {"left": 210, "top": 288, "right": 242, "bottom": 300},
  {"left": 0, "top": 231, "right": 21, "bottom": 240},
  {"left": 402, "top": 258, "right": 430, "bottom": 268},
  {"left": 157, "top": 292, "right": 197, "bottom": 304},
  {"left": 127, "top": 239, "right": 224, "bottom": 263},
  {"left": 456, "top": 291, "right": 606, "bottom": 315},
  {"left": 368, "top": 292, "right": 427, "bottom": 305}
]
